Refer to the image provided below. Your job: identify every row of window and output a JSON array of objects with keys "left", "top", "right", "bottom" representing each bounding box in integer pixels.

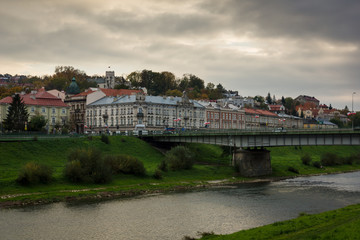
[
  {"left": 86, "top": 117, "right": 205, "bottom": 128},
  {"left": 207, "top": 112, "right": 244, "bottom": 120},
  {"left": 87, "top": 108, "right": 204, "bottom": 118},
  {"left": 30, "top": 107, "right": 67, "bottom": 114}
]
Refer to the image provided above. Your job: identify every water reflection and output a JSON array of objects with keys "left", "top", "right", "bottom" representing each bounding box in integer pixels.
[{"left": 1, "top": 171, "right": 360, "bottom": 240}]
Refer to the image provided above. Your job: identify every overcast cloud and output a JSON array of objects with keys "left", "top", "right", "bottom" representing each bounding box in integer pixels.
[{"left": 0, "top": 0, "right": 359, "bottom": 110}]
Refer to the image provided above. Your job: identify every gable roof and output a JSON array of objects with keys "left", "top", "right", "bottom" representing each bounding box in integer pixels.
[{"left": 0, "top": 89, "right": 68, "bottom": 107}]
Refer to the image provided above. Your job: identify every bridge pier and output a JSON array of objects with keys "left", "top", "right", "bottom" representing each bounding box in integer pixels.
[{"left": 233, "top": 148, "right": 272, "bottom": 177}]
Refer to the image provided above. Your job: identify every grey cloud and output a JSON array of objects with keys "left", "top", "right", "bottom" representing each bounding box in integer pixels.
[{"left": 199, "top": 0, "right": 360, "bottom": 44}]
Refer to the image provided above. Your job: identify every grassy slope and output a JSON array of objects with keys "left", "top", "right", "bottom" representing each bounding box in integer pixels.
[
  {"left": 200, "top": 203, "right": 360, "bottom": 240},
  {"left": 0, "top": 136, "right": 359, "bottom": 202},
  {"left": 0, "top": 136, "right": 234, "bottom": 199},
  {"left": 270, "top": 145, "right": 360, "bottom": 176}
]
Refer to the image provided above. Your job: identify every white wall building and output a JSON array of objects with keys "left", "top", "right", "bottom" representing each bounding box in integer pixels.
[{"left": 86, "top": 92, "right": 205, "bottom": 133}]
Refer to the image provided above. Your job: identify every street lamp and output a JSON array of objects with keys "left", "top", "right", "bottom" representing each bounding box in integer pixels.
[{"left": 352, "top": 92, "right": 356, "bottom": 130}]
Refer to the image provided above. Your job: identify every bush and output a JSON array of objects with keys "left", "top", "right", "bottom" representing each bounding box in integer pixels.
[
  {"left": 65, "top": 148, "right": 112, "bottom": 183},
  {"left": 16, "top": 162, "right": 53, "bottom": 185},
  {"left": 321, "top": 153, "right": 340, "bottom": 166},
  {"left": 301, "top": 153, "right": 312, "bottom": 165},
  {"left": 153, "top": 169, "right": 163, "bottom": 179},
  {"left": 101, "top": 134, "right": 110, "bottom": 144},
  {"left": 313, "top": 161, "right": 322, "bottom": 169},
  {"left": 165, "top": 146, "right": 194, "bottom": 171},
  {"left": 288, "top": 166, "right": 299, "bottom": 174},
  {"left": 158, "top": 160, "right": 168, "bottom": 172},
  {"left": 105, "top": 154, "right": 146, "bottom": 176}
]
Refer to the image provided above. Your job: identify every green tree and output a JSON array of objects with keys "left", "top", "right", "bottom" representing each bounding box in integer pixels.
[
  {"left": 114, "top": 83, "right": 130, "bottom": 89},
  {"left": 266, "top": 92, "right": 272, "bottom": 104},
  {"left": 126, "top": 71, "right": 142, "bottom": 88},
  {"left": 3, "top": 94, "right": 29, "bottom": 131},
  {"left": 281, "top": 96, "right": 286, "bottom": 105},
  {"left": 29, "top": 114, "right": 47, "bottom": 131},
  {"left": 330, "top": 118, "right": 344, "bottom": 128}
]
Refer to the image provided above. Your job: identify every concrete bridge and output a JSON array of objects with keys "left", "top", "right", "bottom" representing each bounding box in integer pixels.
[{"left": 144, "top": 129, "right": 360, "bottom": 177}]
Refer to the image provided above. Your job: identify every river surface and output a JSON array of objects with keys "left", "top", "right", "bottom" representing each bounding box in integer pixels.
[{"left": 1, "top": 171, "right": 360, "bottom": 240}]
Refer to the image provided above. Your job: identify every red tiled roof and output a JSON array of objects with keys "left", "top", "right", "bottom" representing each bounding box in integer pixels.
[
  {"left": 268, "top": 105, "right": 283, "bottom": 111},
  {"left": 0, "top": 90, "right": 68, "bottom": 107},
  {"left": 100, "top": 88, "right": 142, "bottom": 96},
  {"left": 245, "top": 108, "right": 278, "bottom": 117},
  {"left": 256, "top": 109, "right": 278, "bottom": 117},
  {"left": 71, "top": 90, "right": 95, "bottom": 97}
]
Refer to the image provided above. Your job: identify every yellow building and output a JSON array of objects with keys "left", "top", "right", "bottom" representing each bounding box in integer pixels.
[{"left": 0, "top": 88, "right": 70, "bottom": 131}]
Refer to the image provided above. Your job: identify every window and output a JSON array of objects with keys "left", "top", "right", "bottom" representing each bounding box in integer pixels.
[
  {"left": 52, "top": 117, "right": 56, "bottom": 124},
  {"left": 52, "top": 108, "right": 56, "bottom": 114},
  {"left": 62, "top": 108, "right": 66, "bottom": 114},
  {"left": 42, "top": 107, "right": 46, "bottom": 113},
  {"left": 31, "top": 107, "right": 35, "bottom": 112}
]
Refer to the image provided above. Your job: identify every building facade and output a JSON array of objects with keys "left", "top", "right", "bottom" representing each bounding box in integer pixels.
[
  {"left": 86, "top": 92, "right": 206, "bottom": 133},
  {"left": 0, "top": 89, "right": 70, "bottom": 132},
  {"left": 203, "top": 102, "right": 245, "bottom": 130}
]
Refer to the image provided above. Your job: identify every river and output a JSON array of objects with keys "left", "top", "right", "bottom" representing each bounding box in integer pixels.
[{"left": 1, "top": 171, "right": 360, "bottom": 240}]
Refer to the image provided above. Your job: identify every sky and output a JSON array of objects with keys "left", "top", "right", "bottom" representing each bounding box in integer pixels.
[{"left": 0, "top": 0, "right": 359, "bottom": 110}]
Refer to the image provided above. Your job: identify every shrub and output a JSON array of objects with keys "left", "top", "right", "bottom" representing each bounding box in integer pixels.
[
  {"left": 105, "top": 154, "right": 146, "bottom": 176},
  {"left": 65, "top": 148, "right": 112, "bottom": 183},
  {"left": 158, "top": 160, "right": 168, "bottom": 172},
  {"left": 101, "top": 134, "right": 110, "bottom": 144},
  {"left": 288, "top": 166, "right": 299, "bottom": 174},
  {"left": 313, "top": 161, "right": 322, "bottom": 169},
  {"left": 321, "top": 153, "right": 339, "bottom": 166},
  {"left": 32, "top": 136, "right": 38, "bottom": 141},
  {"left": 87, "top": 135, "right": 93, "bottom": 141},
  {"left": 165, "top": 146, "right": 194, "bottom": 171},
  {"left": 153, "top": 169, "right": 163, "bottom": 179},
  {"left": 301, "top": 153, "right": 312, "bottom": 165},
  {"left": 16, "top": 162, "right": 53, "bottom": 185}
]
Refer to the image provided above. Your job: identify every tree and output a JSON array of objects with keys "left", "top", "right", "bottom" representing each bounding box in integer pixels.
[
  {"left": 3, "top": 94, "right": 29, "bottom": 131},
  {"left": 330, "top": 118, "right": 344, "bottom": 128},
  {"left": 266, "top": 92, "right": 272, "bottom": 104},
  {"left": 165, "top": 89, "right": 182, "bottom": 97},
  {"left": 281, "top": 96, "right": 286, "bottom": 105},
  {"left": 29, "top": 114, "right": 47, "bottom": 131}
]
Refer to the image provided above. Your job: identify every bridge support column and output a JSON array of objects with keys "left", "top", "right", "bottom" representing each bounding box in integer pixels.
[{"left": 233, "top": 148, "right": 272, "bottom": 177}]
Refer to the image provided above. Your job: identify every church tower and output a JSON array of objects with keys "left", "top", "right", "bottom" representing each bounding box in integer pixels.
[{"left": 105, "top": 71, "right": 115, "bottom": 89}]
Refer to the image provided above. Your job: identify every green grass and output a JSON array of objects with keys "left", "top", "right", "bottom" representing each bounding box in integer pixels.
[
  {"left": 199, "top": 203, "right": 360, "bottom": 240},
  {"left": 0, "top": 137, "right": 360, "bottom": 204},
  {"left": 0, "top": 136, "right": 235, "bottom": 202},
  {"left": 270, "top": 146, "right": 360, "bottom": 177}
]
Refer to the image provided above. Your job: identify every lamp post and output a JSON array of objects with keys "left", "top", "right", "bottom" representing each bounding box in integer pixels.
[{"left": 352, "top": 92, "right": 356, "bottom": 130}]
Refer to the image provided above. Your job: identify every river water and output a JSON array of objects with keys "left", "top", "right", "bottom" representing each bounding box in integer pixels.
[{"left": 1, "top": 171, "right": 360, "bottom": 240}]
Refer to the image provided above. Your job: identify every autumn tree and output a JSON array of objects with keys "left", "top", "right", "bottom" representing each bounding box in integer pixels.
[{"left": 3, "top": 94, "right": 29, "bottom": 131}]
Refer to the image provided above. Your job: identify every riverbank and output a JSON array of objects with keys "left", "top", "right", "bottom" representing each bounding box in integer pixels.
[
  {"left": 1, "top": 136, "right": 360, "bottom": 208},
  {"left": 197, "top": 203, "right": 360, "bottom": 240}
]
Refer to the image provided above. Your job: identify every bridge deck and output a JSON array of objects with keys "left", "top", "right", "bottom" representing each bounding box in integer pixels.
[{"left": 145, "top": 129, "right": 360, "bottom": 148}]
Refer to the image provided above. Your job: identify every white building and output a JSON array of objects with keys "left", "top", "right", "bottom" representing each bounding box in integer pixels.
[{"left": 86, "top": 92, "right": 205, "bottom": 133}]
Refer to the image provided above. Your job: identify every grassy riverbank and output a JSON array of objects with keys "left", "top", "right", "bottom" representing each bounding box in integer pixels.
[
  {"left": 198, "top": 203, "right": 360, "bottom": 240},
  {"left": 0, "top": 136, "right": 360, "bottom": 206}
]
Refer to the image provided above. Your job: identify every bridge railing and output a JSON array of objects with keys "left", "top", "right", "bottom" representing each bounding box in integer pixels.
[{"left": 146, "top": 128, "right": 358, "bottom": 137}]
